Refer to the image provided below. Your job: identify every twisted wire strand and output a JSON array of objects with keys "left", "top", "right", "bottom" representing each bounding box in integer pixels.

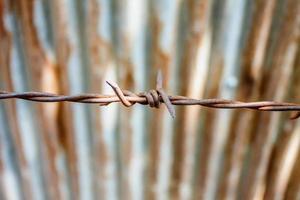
[{"left": 1, "top": 71, "right": 300, "bottom": 119}]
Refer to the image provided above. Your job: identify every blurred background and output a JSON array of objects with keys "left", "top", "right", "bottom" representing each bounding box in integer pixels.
[{"left": 0, "top": 0, "right": 299, "bottom": 199}]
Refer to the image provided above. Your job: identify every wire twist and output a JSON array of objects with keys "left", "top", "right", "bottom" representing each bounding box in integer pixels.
[
  {"left": 1, "top": 71, "right": 300, "bottom": 119},
  {"left": 105, "top": 71, "right": 176, "bottom": 118}
]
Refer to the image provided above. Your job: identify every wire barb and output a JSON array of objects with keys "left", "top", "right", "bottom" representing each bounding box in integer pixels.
[
  {"left": 1, "top": 72, "right": 300, "bottom": 119},
  {"left": 106, "top": 71, "right": 176, "bottom": 118}
]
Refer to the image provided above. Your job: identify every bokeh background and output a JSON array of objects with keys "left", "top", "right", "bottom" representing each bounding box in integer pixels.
[{"left": 0, "top": 0, "right": 299, "bottom": 199}]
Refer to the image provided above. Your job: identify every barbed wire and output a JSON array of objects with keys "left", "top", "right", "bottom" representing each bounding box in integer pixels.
[{"left": 1, "top": 71, "right": 300, "bottom": 119}]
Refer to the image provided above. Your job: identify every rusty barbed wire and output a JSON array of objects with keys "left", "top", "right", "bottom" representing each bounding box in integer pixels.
[{"left": 1, "top": 71, "right": 300, "bottom": 119}]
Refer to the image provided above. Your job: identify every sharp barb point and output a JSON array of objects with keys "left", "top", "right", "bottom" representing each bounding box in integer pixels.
[
  {"left": 156, "top": 70, "right": 163, "bottom": 89},
  {"left": 106, "top": 80, "right": 117, "bottom": 88}
]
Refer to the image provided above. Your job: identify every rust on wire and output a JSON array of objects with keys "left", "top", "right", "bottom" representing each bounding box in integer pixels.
[{"left": 0, "top": 71, "right": 300, "bottom": 119}]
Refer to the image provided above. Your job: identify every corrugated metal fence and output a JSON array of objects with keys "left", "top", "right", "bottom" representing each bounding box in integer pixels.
[{"left": 0, "top": 0, "right": 299, "bottom": 199}]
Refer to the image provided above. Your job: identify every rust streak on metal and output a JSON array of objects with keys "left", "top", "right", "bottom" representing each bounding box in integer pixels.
[
  {"left": 147, "top": 7, "right": 169, "bottom": 199},
  {"left": 285, "top": 146, "right": 300, "bottom": 199},
  {"left": 14, "top": 1, "right": 63, "bottom": 199},
  {"left": 0, "top": 1, "right": 33, "bottom": 199},
  {"left": 49, "top": 0, "right": 79, "bottom": 198},
  {"left": 218, "top": 0, "right": 277, "bottom": 199},
  {"left": 241, "top": 0, "right": 300, "bottom": 199},
  {"left": 86, "top": 0, "right": 111, "bottom": 198}
]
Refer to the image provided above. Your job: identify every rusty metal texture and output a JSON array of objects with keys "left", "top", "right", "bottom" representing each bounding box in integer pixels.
[{"left": 0, "top": 0, "right": 300, "bottom": 200}]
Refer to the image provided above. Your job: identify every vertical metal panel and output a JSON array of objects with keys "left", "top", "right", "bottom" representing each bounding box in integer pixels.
[
  {"left": 217, "top": 0, "right": 277, "bottom": 199},
  {"left": 202, "top": 0, "right": 247, "bottom": 199},
  {"left": 0, "top": 0, "right": 299, "bottom": 200}
]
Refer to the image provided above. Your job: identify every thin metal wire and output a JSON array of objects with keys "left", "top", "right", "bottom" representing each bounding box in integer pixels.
[{"left": 1, "top": 71, "right": 300, "bottom": 119}]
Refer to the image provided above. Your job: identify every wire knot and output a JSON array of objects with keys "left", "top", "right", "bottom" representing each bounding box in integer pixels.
[
  {"left": 106, "top": 71, "right": 176, "bottom": 118},
  {"left": 139, "top": 90, "right": 161, "bottom": 108}
]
